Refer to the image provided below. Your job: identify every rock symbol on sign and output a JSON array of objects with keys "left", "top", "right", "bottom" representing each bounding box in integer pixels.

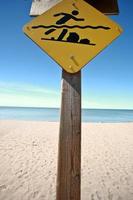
[{"left": 32, "top": 10, "right": 111, "bottom": 45}]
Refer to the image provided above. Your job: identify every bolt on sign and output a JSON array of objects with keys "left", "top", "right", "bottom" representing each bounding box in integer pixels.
[{"left": 23, "top": 0, "right": 123, "bottom": 73}]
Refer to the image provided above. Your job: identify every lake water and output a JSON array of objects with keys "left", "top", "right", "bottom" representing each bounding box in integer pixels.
[{"left": 0, "top": 107, "right": 133, "bottom": 122}]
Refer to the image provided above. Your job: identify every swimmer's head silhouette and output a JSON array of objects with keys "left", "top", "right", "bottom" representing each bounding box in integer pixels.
[{"left": 72, "top": 10, "right": 79, "bottom": 16}]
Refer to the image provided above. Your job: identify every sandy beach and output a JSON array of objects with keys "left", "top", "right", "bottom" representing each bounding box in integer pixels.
[{"left": 0, "top": 121, "right": 133, "bottom": 200}]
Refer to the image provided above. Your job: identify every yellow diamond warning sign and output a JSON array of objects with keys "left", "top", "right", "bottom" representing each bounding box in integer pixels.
[{"left": 23, "top": 0, "right": 123, "bottom": 73}]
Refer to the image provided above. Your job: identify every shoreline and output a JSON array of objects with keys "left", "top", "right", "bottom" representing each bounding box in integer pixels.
[
  {"left": 0, "top": 107, "right": 133, "bottom": 123},
  {"left": 0, "top": 106, "right": 133, "bottom": 111},
  {"left": 0, "top": 119, "right": 133, "bottom": 123}
]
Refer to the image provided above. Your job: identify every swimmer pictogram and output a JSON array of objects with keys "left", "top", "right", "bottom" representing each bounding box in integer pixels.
[
  {"left": 54, "top": 10, "right": 84, "bottom": 25},
  {"left": 32, "top": 10, "right": 111, "bottom": 46}
]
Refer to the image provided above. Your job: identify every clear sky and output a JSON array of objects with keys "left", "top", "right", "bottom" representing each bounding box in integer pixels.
[{"left": 0, "top": 0, "right": 133, "bottom": 109}]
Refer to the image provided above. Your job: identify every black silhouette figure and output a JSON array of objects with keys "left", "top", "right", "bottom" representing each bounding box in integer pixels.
[
  {"left": 57, "top": 29, "right": 68, "bottom": 41},
  {"left": 45, "top": 28, "right": 56, "bottom": 35},
  {"left": 37, "top": 10, "right": 99, "bottom": 45},
  {"left": 66, "top": 32, "right": 95, "bottom": 45},
  {"left": 80, "top": 38, "right": 95, "bottom": 45},
  {"left": 41, "top": 30, "right": 96, "bottom": 46},
  {"left": 32, "top": 9, "right": 110, "bottom": 46},
  {"left": 44, "top": 10, "right": 84, "bottom": 35},
  {"left": 67, "top": 32, "right": 79, "bottom": 43},
  {"left": 54, "top": 10, "right": 84, "bottom": 25}
]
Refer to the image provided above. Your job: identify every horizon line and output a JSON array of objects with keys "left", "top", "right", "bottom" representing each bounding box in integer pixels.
[{"left": 0, "top": 106, "right": 133, "bottom": 111}]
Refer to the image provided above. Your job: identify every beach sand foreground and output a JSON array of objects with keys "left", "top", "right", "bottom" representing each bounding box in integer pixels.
[{"left": 0, "top": 121, "right": 133, "bottom": 200}]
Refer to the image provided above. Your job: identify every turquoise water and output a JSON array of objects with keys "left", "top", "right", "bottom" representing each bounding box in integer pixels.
[{"left": 0, "top": 107, "right": 133, "bottom": 122}]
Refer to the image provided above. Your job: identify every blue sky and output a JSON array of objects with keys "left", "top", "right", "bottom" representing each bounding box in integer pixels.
[{"left": 0, "top": 0, "right": 133, "bottom": 109}]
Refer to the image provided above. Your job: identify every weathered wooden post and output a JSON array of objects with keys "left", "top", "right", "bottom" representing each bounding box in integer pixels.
[
  {"left": 24, "top": 1, "right": 122, "bottom": 200},
  {"left": 56, "top": 70, "right": 81, "bottom": 200}
]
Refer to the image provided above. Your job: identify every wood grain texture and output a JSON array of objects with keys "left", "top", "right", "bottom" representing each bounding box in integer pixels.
[
  {"left": 30, "top": 0, "right": 62, "bottom": 16},
  {"left": 30, "top": 0, "right": 119, "bottom": 16},
  {"left": 56, "top": 70, "right": 81, "bottom": 200}
]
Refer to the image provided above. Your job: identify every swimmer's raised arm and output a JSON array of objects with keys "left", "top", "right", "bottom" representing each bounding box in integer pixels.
[
  {"left": 54, "top": 13, "right": 66, "bottom": 17},
  {"left": 71, "top": 16, "right": 84, "bottom": 21}
]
